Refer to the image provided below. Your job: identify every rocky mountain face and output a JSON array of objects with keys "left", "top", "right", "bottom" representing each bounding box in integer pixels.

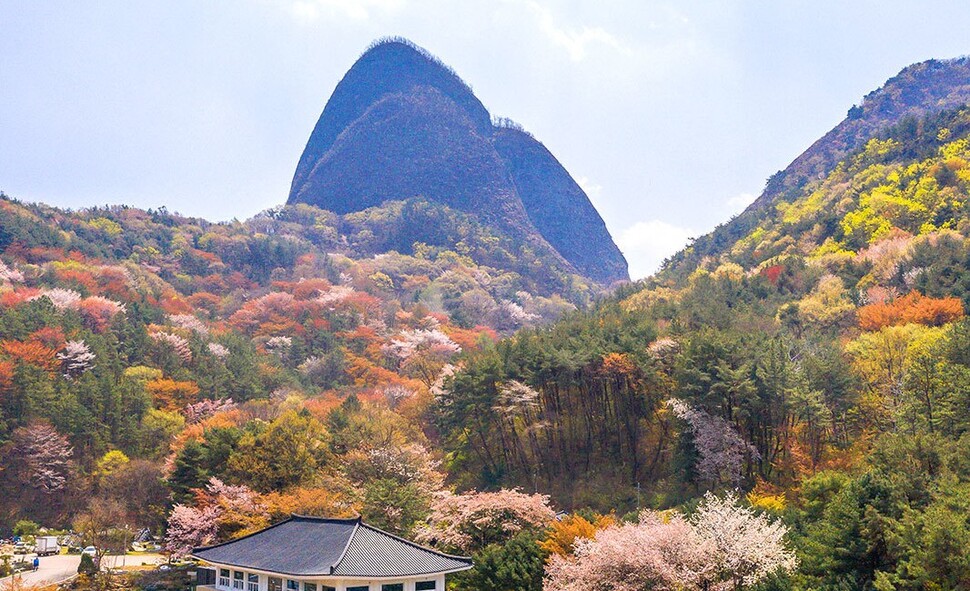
[{"left": 288, "top": 38, "right": 629, "bottom": 284}]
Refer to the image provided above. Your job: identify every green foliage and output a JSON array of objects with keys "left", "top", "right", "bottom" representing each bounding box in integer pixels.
[
  {"left": 78, "top": 552, "right": 97, "bottom": 575},
  {"left": 455, "top": 531, "right": 548, "bottom": 591}
]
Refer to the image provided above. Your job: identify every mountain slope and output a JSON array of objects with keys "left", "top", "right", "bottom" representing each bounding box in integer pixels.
[
  {"left": 288, "top": 38, "right": 629, "bottom": 285},
  {"left": 665, "top": 57, "right": 970, "bottom": 278}
]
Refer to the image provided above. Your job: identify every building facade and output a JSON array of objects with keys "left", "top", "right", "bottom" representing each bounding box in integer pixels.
[{"left": 192, "top": 516, "right": 472, "bottom": 591}]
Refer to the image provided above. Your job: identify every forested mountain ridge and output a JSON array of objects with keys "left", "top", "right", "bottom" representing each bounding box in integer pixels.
[
  {"left": 431, "top": 59, "right": 970, "bottom": 589},
  {"left": 288, "top": 38, "right": 629, "bottom": 284},
  {"left": 666, "top": 56, "right": 970, "bottom": 278}
]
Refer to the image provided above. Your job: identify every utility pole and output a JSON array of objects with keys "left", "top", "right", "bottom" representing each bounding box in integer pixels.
[{"left": 636, "top": 482, "right": 641, "bottom": 512}]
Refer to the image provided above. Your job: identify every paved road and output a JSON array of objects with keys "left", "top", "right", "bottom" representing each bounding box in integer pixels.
[
  {"left": 0, "top": 553, "right": 165, "bottom": 589},
  {"left": 1, "top": 554, "right": 79, "bottom": 588}
]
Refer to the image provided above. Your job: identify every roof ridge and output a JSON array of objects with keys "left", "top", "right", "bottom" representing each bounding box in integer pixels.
[
  {"left": 290, "top": 514, "right": 360, "bottom": 523},
  {"left": 192, "top": 515, "right": 295, "bottom": 554},
  {"left": 357, "top": 522, "right": 472, "bottom": 563},
  {"left": 329, "top": 516, "right": 362, "bottom": 574}
]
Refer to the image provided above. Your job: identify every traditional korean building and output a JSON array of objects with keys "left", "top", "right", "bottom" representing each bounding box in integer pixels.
[{"left": 193, "top": 516, "right": 472, "bottom": 591}]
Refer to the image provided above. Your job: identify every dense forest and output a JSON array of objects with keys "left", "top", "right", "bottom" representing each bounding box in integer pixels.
[{"left": 7, "top": 63, "right": 970, "bottom": 591}]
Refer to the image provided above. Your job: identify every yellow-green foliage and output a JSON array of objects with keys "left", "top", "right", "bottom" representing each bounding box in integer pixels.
[
  {"left": 797, "top": 274, "right": 855, "bottom": 327},
  {"left": 88, "top": 217, "right": 123, "bottom": 237}
]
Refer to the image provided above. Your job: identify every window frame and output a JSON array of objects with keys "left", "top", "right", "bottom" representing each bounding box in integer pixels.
[{"left": 415, "top": 582, "right": 436, "bottom": 591}]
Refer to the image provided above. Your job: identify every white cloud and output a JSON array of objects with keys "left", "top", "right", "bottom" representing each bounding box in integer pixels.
[
  {"left": 725, "top": 192, "right": 755, "bottom": 216},
  {"left": 526, "top": 1, "right": 629, "bottom": 61},
  {"left": 575, "top": 175, "right": 603, "bottom": 203},
  {"left": 617, "top": 219, "right": 695, "bottom": 280},
  {"left": 282, "top": 0, "right": 403, "bottom": 23}
]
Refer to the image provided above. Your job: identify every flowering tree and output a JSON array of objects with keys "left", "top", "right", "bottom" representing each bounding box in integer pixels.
[
  {"left": 165, "top": 503, "right": 221, "bottom": 557},
  {"left": 57, "top": 340, "right": 96, "bottom": 378},
  {"left": 168, "top": 314, "right": 210, "bottom": 336},
  {"left": 545, "top": 513, "right": 714, "bottom": 591},
  {"left": 668, "top": 399, "right": 758, "bottom": 486},
  {"left": 165, "top": 478, "right": 268, "bottom": 557},
  {"left": 32, "top": 288, "right": 82, "bottom": 311},
  {"left": 691, "top": 492, "right": 798, "bottom": 588},
  {"left": 78, "top": 296, "right": 126, "bottom": 331},
  {"left": 383, "top": 329, "right": 461, "bottom": 387},
  {"left": 8, "top": 422, "right": 73, "bottom": 493},
  {"left": 207, "top": 342, "right": 230, "bottom": 359},
  {"left": 0, "top": 260, "right": 24, "bottom": 283},
  {"left": 184, "top": 398, "right": 237, "bottom": 424},
  {"left": 544, "top": 493, "right": 796, "bottom": 591},
  {"left": 150, "top": 331, "right": 192, "bottom": 363},
  {"left": 415, "top": 488, "right": 555, "bottom": 553}
]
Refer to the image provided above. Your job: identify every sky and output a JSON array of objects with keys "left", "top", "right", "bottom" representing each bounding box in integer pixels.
[{"left": 2, "top": 1, "right": 970, "bottom": 279}]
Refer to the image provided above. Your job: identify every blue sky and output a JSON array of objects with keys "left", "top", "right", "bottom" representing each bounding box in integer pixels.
[{"left": 2, "top": 1, "right": 970, "bottom": 278}]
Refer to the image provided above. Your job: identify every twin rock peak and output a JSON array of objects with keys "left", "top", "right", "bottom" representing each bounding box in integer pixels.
[{"left": 287, "top": 38, "right": 629, "bottom": 284}]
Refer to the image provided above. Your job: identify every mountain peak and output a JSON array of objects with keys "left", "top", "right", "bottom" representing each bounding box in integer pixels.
[{"left": 288, "top": 39, "right": 629, "bottom": 284}]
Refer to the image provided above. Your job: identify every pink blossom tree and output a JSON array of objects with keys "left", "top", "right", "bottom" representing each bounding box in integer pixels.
[
  {"left": 545, "top": 513, "right": 714, "bottom": 591},
  {"left": 667, "top": 398, "right": 759, "bottom": 486},
  {"left": 415, "top": 488, "right": 555, "bottom": 553},
  {"left": 8, "top": 422, "right": 73, "bottom": 493},
  {"left": 165, "top": 504, "right": 221, "bottom": 557},
  {"left": 544, "top": 493, "right": 796, "bottom": 591}
]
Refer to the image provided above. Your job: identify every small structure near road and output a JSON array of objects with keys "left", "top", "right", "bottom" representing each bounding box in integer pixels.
[{"left": 192, "top": 516, "right": 472, "bottom": 591}]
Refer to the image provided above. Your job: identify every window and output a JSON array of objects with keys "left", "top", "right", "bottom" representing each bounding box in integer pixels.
[
  {"left": 248, "top": 574, "right": 260, "bottom": 591},
  {"left": 347, "top": 586, "right": 370, "bottom": 591},
  {"left": 322, "top": 586, "right": 336, "bottom": 591},
  {"left": 303, "top": 584, "right": 317, "bottom": 591},
  {"left": 233, "top": 571, "right": 245, "bottom": 590},
  {"left": 416, "top": 582, "right": 436, "bottom": 591},
  {"left": 286, "top": 580, "right": 299, "bottom": 591},
  {"left": 381, "top": 584, "right": 403, "bottom": 591},
  {"left": 219, "top": 569, "right": 231, "bottom": 588}
]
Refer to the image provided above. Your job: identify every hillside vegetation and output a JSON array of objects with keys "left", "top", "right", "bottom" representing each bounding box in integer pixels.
[{"left": 437, "top": 90, "right": 970, "bottom": 589}]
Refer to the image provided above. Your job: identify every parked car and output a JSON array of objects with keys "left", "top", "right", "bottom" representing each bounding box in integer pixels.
[
  {"left": 81, "top": 546, "right": 97, "bottom": 557},
  {"left": 13, "top": 542, "right": 29, "bottom": 555},
  {"left": 35, "top": 535, "right": 60, "bottom": 556}
]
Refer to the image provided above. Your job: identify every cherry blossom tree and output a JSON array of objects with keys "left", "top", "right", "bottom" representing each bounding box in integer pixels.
[
  {"left": 668, "top": 398, "right": 759, "bottom": 486},
  {"left": 32, "top": 288, "right": 82, "bottom": 311},
  {"left": 168, "top": 313, "right": 209, "bottom": 336},
  {"left": 8, "top": 422, "right": 73, "bottom": 493},
  {"left": 165, "top": 503, "right": 221, "bottom": 557},
  {"left": 415, "top": 488, "right": 555, "bottom": 553},
  {"left": 150, "top": 331, "right": 192, "bottom": 363},
  {"left": 57, "top": 339, "right": 96, "bottom": 378},
  {"left": 207, "top": 342, "right": 230, "bottom": 359},
  {"left": 545, "top": 513, "right": 714, "bottom": 591},
  {"left": 0, "top": 260, "right": 24, "bottom": 283},
  {"left": 544, "top": 493, "right": 796, "bottom": 591},
  {"left": 184, "top": 398, "right": 237, "bottom": 424},
  {"left": 691, "top": 491, "right": 797, "bottom": 588}
]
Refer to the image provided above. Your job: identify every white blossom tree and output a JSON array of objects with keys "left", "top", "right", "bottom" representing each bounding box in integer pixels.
[{"left": 57, "top": 340, "right": 96, "bottom": 378}]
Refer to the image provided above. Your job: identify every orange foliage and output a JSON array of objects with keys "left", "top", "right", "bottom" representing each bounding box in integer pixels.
[
  {"left": 600, "top": 352, "right": 638, "bottom": 378},
  {"left": 187, "top": 292, "right": 223, "bottom": 317},
  {"left": 28, "top": 327, "right": 65, "bottom": 349},
  {"left": 857, "top": 291, "right": 964, "bottom": 331},
  {"left": 1, "top": 340, "right": 58, "bottom": 372},
  {"left": 261, "top": 487, "right": 357, "bottom": 522},
  {"left": 0, "top": 288, "right": 40, "bottom": 308},
  {"left": 444, "top": 325, "right": 498, "bottom": 352},
  {"left": 54, "top": 268, "right": 97, "bottom": 292},
  {"left": 346, "top": 353, "right": 408, "bottom": 389},
  {"left": 0, "top": 360, "right": 14, "bottom": 396},
  {"left": 303, "top": 393, "right": 345, "bottom": 421},
  {"left": 160, "top": 291, "right": 193, "bottom": 314},
  {"left": 540, "top": 513, "right": 615, "bottom": 556},
  {"left": 146, "top": 378, "right": 201, "bottom": 411}
]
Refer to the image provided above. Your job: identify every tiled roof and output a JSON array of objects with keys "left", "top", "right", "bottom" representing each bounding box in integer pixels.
[{"left": 192, "top": 516, "right": 472, "bottom": 578}]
